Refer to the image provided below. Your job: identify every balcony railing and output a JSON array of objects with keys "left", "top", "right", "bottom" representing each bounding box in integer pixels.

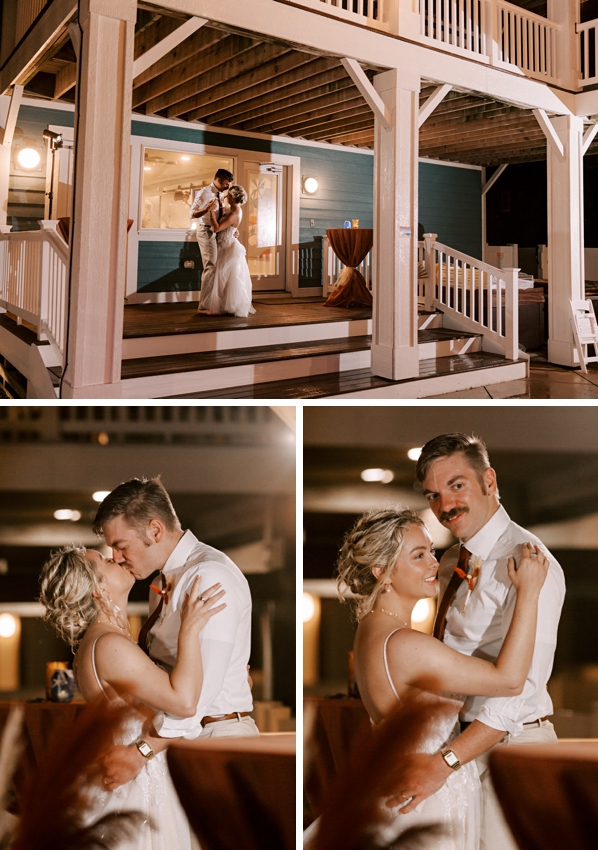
[
  {"left": 289, "top": 0, "right": 562, "bottom": 84},
  {"left": 578, "top": 19, "right": 598, "bottom": 85}
]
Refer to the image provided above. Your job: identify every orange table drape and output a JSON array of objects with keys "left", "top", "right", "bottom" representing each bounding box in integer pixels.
[
  {"left": 324, "top": 228, "right": 373, "bottom": 308},
  {"left": 167, "top": 733, "right": 296, "bottom": 850},
  {"left": 304, "top": 696, "right": 371, "bottom": 823},
  {"left": 0, "top": 700, "right": 87, "bottom": 804},
  {"left": 490, "top": 740, "right": 598, "bottom": 850}
]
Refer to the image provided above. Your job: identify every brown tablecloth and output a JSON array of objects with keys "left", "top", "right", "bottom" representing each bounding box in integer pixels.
[
  {"left": 490, "top": 741, "right": 598, "bottom": 850},
  {"left": 0, "top": 700, "right": 87, "bottom": 804},
  {"left": 304, "top": 697, "right": 371, "bottom": 821},
  {"left": 325, "top": 228, "right": 373, "bottom": 308},
  {"left": 167, "top": 733, "right": 296, "bottom": 850}
]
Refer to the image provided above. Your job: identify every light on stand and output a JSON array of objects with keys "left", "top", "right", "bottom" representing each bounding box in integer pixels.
[{"left": 42, "top": 130, "right": 63, "bottom": 220}]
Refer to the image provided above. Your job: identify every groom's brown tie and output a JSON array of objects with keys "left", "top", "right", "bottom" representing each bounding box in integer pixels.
[
  {"left": 433, "top": 545, "right": 471, "bottom": 642},
  {"left": 138, "top": 572, "right": 165, "bottom": 656}
]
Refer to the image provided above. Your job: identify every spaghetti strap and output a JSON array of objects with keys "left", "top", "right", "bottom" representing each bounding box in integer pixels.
[
  {"left": 383, "top": 629, "right": 403, "bottom": 703},
  {"left": 90, "top": 635, "right": 110, "bottom": 699}
]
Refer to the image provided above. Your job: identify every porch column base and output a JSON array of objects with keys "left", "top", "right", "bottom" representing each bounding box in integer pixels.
[
  {"left": 59, "top": 379, "right": 123, "bottom": 398},
  {"left": 371, "top": 343, "right": 419, "bottom": 381},
  {"left": 547, "top": 337, "right": 578, "bottom": 368}
]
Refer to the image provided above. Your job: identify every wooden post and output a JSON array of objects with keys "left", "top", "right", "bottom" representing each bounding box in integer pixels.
[
  {"left": 423, "top": 232, "right": 437, "bottom": 313},
  {"left": 502, "top": 267, "right": 519, "bottom": 361},
  {"left": 546, "top": 114, "right": 585, "bottom": 367},
  {"left": 371, "top": 68, "right": 420, "bottom": 381},
  {"left": 61, "top": 0, "right": 136, "bottom": 398},
  {"left": 547, "top": 0, "right": 579, "bottom": 91}
]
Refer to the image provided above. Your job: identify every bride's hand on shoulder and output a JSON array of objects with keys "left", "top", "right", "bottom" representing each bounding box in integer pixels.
[
  {"left": 507, "top": 542, "right": 549, "bottom": 596},
  {"left": 180, "top": 577, "right": 226, "bottom": 635}
]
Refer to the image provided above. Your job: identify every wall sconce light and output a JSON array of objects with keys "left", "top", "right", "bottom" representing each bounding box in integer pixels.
[
  {"left": 17, "top": 147, "right": 41, "bottom": 169},
  {"left": 303, "top": 176, "right": 318, "bottom": 195}
]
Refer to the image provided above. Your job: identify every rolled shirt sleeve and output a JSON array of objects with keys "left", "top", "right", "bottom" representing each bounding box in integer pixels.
[{"left": 474, "top": 555, "right": 565, "bottom": 736}]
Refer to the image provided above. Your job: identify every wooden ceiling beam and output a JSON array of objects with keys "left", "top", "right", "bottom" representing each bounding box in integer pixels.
[
  {"left": 196, "top": 61, "right": 346, "bottom": 125},
  {"left": 134, "top": 14, "right": 183, "bottom": 60},
  {"left": 133, "top": 34, "right": 258, "bottom": 109},
  {"left": 315, "top": 130, "right": 373, "bottom": 146},
  {"left": 133, "top": 22, "right": 219, "bottom": 87},
  {"left": 143, "top": 40, "right": 289, "bottom": 114},
  {"left": 302, "top": 117, "right": 376, "bottom": 141},
  {"left": 277, "top": 108, "right": 373, "bottom": 138},
  {"left": 171, "top": 52, "right": 325, "bottom": 120},
  {"left": 227, "top": 80, "right": 360, "bottom": 130},
  {"left": 256, "top": 98, "right": 369, "bottom": 135}
]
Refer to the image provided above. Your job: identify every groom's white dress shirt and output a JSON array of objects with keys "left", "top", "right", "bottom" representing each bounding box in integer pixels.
[
  {"left": 146, "top": 529, "right": 253, "bottom": 739},
  {"left": 190, "top": 183, "right": 221, "bottom": 227},
  {"left": 440, "top": 504, "right": 565, "bottom": 737}
]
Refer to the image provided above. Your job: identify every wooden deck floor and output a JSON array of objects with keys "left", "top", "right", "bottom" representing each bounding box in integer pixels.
[{"left": 123, "top": 298, "right": 371, "bottom": 339}]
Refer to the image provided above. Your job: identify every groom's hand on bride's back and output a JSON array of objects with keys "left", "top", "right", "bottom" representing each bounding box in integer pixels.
[{"left": 385, "top": 751, "right": 453, "bottom": 814}]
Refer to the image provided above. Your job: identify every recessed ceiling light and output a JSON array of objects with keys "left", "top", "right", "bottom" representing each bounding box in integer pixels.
[
  {"left": 53, "top": 509, "right": 81, "bottom": 521},
  {"left": 361, "top": 468, "right": 394, "bottom": 484},
  {"left": 92, "top": 491, "right": 111, "bottom": 503}
]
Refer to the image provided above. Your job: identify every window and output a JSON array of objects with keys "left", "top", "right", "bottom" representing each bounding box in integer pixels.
[{"left": 142, "top": 149, "right": 234, "bottom": 230}]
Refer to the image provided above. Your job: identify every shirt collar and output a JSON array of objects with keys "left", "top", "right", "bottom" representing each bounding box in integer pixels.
[
  {"left": 162, "top": 529, "right": 199, "bottom": 576},
  {"left": 461, "top": 503, "right": 510, "bottom": 560}
]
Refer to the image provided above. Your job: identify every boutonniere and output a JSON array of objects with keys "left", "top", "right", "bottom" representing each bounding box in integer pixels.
[
  {"left": 454, "top": 555, "right": 483, "bottom": 612},
  {"left": 149, "top": 579, "right": 173, "bottom": 607}
]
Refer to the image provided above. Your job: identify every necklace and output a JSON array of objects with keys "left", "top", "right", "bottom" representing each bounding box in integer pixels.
[
  {"left": 377, "top": 608, "right": 410, "bottom": 628},
  {"left": 95, "top": 617, "right": 131, "bottom": 639}
]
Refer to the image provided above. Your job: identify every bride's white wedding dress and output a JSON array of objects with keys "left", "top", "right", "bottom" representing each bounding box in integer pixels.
[
  {"left": 82, "top": 636, "right": 199, "bottom": 850},
  {"left": 207, "top": 221, "right": 255, "bottom": 317},
  {"left": 373, "top": 629, "right": 481, "bottom": 850},
  {"left": 304, "top": 628, "right": 481, "bottom": 850}
]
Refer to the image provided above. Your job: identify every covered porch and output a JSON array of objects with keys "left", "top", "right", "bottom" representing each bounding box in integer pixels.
[{"left": 0, "top": 0, "right": 596, "bottom": 397}]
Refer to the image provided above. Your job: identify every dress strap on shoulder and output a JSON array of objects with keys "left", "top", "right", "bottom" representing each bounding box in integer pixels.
[
  {"left": 90, "top": 634, "right": 110, "bottom": 699},
  {"left": 383, "top": 629, "right": 403, "bottom": 703}
]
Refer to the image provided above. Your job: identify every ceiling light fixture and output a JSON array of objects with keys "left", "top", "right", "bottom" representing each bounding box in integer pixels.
[
  {"left": 407, "top": 447, "right": 423, "bottom": 461},
  {"left": 92, "top": 491, "right": 111, "bottom": 503},
  {"left": 53, "top": 509, "right": 82, "bottom": 521},
  {"left": 360, "top": 468, "right": 394, "bottom": 484}
]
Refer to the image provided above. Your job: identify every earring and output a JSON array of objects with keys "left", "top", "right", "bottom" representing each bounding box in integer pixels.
[{"left": 384, "top": 582, "right": 391, "bottom": 593}]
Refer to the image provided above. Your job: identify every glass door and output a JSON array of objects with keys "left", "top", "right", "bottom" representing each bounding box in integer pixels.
[{"left": 242, "top": 162, "right": 286, "bottom": 291}]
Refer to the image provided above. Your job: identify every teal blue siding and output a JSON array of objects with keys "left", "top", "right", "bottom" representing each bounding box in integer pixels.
[
  {"left": 419, "top": 161, "right": 482, "bottom": 259},
  {"left": 137, "top": 241, "right": 201, "bottom": 291}
]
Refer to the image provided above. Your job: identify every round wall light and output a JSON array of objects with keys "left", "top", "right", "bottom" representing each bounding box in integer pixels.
[
  {"left": 17, "top": 147, "right": 41, "bottom": 170},
  {"left": 0, "top": 613, "right": 17, "bottom": 638},
  {"left": 303, "top": 177, "right": 318, "bottom": 194}
]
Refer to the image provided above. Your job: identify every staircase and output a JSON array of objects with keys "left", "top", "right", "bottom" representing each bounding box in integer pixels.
[{"left": 118, "top": 300, "right": 526, "bottom": 399}]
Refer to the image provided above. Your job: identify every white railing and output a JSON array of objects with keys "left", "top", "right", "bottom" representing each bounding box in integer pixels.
[
  {"left": 420, "top": 0, "right": 488, "bottom": 58},
  {"left": 422, "top": 233, "right": 519, "bottom": 360},
  {"left": 14, "top": 0, "right": 51, "bottom": 44},
  {"left": 323, "top": 235, "right": 373, "bottom": 294},
  {"left": 494, "top": 1, "right": 558, "bottom": 82},
  {"left": 289, "top": 0, "right": 390, "bottom": 31},
  {"left": 578, "top": 20, "right": 598, "bottom": 85},
  {"left": 0, "top": 222, "right": 69, "bottom": 356}
]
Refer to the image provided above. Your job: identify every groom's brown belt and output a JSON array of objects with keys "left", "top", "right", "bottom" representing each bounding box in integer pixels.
[
  {"left": 459, "top": 716, "right": 549, "bottom": 732},
  {"left": 201, "top": 711, "right": 251, "bottom": 727}
]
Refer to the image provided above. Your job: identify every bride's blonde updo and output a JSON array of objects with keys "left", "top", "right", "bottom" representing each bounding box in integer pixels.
[
  {"left": 227, "top": 184, "right": 248, "bottom": 205},
  {"left": 39, "top": 545, "right": 103, "bottom": 649},
  {"left": 336, "top": 508, "right": 425, "bottom": 620}
]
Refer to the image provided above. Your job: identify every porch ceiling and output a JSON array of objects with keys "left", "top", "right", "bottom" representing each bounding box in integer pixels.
[{"left": 20, "top": 6, "right": 598, "bottom": 167}]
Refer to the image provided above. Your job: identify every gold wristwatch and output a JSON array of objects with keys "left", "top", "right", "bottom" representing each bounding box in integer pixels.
[
  {"left": 440, "top": 747, "right": 461, "bottom": 771},
  {"left": 134, "top": 738, "right": 155, "bottom": 760}
]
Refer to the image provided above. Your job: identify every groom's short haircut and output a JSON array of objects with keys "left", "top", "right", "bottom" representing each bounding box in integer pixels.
[
  {"left": 215, "top": 168, "right": 233, "bottom": 182},
  {"left": 415, "top": 432, "right": 492, "bottom": 490},
  {"left": 92, "top": 476, "right": 181, "bottom": 539}
]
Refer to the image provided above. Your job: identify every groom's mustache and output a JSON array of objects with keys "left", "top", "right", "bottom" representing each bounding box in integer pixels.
[{"left": 439, "top": 507, "right": 469, "bottom": 524}]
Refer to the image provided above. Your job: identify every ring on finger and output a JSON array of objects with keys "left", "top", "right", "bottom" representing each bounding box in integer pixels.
[{"left": 199, "top": 596, "right": 206, "bottom": 602}]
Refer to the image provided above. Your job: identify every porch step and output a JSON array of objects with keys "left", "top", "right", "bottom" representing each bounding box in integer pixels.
[
  {"left": 120, "top": 334, "right": 372, "bottom": 398},
  {"left": 166, "top": 353, "right": 527, "bottom": 399}
]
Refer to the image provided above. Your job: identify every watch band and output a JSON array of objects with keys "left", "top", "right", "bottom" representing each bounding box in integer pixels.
[
  {"left": 440, "top": 747, "right": 461, "bottom": 771},
  {"left": 134, "top": 738, "right": 155, "bottom": 760}
]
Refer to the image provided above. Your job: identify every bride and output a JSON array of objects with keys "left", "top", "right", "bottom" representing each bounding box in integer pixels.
[
  {"left": 39, "top": 545, "right": 226, "bottom": 850},
  {"left": 332, "top": 507, "right": 548, "bottom": 850},
  {"left": 197, "top": 184, "right": 255, "bottom": 318}
]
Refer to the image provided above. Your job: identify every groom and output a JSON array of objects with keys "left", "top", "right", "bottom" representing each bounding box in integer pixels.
[
  {"left": 190, "top": 168, "right": 233, "bottom": 315},
  {"left": 93, "top": 476, "right": 258, "bottom": 790},
  {"left": 395, "top": 433, "right": 565, "bottom": 850}
]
